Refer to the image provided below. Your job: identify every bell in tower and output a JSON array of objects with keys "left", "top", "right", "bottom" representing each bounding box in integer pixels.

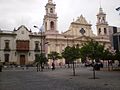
[
  {"left": 48, "top": 0, "right": 52, "bottom": 3},
  {"left": 43, "top": 0, "right": 58, "bottom": 34},
  {"left": 96, "top": 7, "right": 109, "bottom": 36}
]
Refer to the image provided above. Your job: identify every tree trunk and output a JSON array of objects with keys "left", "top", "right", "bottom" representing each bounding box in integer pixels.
[
  {"left": 72, "top": 61, "right": 75, "bottom": 76},
  {"left": 92, "top": 61, "right": 96, "bottom": 79},
  {"left": 38, "top": 64, "right": 40, "bottom": 71},
  {"left": 111, "top": 60, "right": 113, "bottom": 70},
  {"left": 93, "top": 65, "right": 96, "bottom": 79},
  {"left": 36, "top": 63, "right": 39, "bottom": 72},
  {"left": 108, "top": 60, "right": 110, "bottom": 71},
  {"left": 40, "top": 63, "right": 43, "bottom": 71},
  {"left": 118, "top": 60, "right": 120, "bottom": 67},
  {"left": 68, "top": 62, "right": 70, "bottom": 68}
]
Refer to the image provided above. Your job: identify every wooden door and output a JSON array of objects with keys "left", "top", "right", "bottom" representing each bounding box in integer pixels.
[{"left": 20, "top": 55, "right": 25, "bottom": 65}]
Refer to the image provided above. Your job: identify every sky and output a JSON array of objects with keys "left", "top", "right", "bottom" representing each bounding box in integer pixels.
[{"left": 0, "top": 0, "right": 120, "bottom": 34}]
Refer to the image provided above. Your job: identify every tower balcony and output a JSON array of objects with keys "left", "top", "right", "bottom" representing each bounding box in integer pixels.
[
  {"left": 44, "top": 13, "right": 57, "bottom": 18},
  {"left": 96, "top": 21, "right": 108, "bottom": 25}
]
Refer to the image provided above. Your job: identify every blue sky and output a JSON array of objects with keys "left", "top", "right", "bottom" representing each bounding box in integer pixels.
[{"left": 0, "top": 0, "right": 120, "bottom": 34}]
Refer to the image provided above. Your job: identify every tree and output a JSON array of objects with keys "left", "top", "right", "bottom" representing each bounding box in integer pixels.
[
  {"left": 80, "top": 40, "right": 104, "bottom": 62},
  {"left": 35, "top": 53, "right": 48, "bottom": 72},
  {"left": 101, "top": 48, "right": 114, "bottom": 70},
  {"left": 80, "top": 40, "right": 104, "bottom": 79},
  {"left": 48, "top": 51, "right": 62, "bottom": 70},
  {"left": 61, "top": 46, "right": 71, "bottom": 68},
  {"left": 79, "top": 43, "right": 91, "bottom": 63},
  {"left": 62, "top": 45, "right": 81, "bottom": 76}
]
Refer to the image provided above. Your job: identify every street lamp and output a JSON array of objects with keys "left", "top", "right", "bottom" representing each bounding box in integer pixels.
[
  {"left": 34, "top": 26, "right": 43, "bottom": 55},
  {"left": 34, "top": 25, "right": 44, "bottom": 71}
]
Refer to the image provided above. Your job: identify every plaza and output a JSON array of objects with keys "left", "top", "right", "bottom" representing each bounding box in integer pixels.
[
  {"left": 0, "top": 66, "right": 120, "bottom": 90},
  {"left": 0, "top": 0, "right": 120, "bottom": 90}
]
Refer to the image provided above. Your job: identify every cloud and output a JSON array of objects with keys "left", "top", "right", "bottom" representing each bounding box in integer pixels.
[{"left": 0, "top": 0, "right": 120, "bottom": 34}]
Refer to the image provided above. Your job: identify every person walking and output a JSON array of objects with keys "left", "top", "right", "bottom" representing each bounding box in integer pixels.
[{"left": 52, "top": 62, "right": 55, "bottom": 70}]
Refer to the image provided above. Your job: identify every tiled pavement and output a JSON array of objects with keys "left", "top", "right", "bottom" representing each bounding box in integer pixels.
[{"left": 0, "top": 66, "right": 120, "bottom": 90}]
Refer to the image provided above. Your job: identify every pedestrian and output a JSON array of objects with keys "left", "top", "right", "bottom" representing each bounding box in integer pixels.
[
  {"left": 59, "top": 62, "right": 62, "bottom": 68},
  {"left": 52, "top": 62, "right": 55, "bottom": 70}
]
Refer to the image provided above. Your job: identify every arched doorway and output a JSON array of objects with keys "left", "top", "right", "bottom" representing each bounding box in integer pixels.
[{"left": 20, "top": 55, "right": 25, "bottom": 65}]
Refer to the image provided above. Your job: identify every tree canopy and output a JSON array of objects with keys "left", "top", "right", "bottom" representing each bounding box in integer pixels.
[
  {"left": 80, "top": 40, "right": 105, "bottom": 62},
  {"left": 48, "top": 51, "right": 62, "bottom": 61},
  {"left": 62, "top": 45, "right": 81, "bottom": 76},
  {"left": 35, "top": 53, "right": 48, "bottom": 64},
  {"left": 62, "top": 45, "right": 80, "bottom": 62}
]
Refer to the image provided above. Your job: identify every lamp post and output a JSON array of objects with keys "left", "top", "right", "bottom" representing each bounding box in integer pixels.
[
  {"left": 34, "top": 26, "right": 43, "bottom": 55},
  {"left": 34, "top": 25, "right": 43, "bottom": 71}
]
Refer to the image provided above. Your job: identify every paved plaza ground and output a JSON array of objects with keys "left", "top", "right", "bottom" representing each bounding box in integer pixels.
[{"left": 0, "top": 66, "right": 120, "bottom": 90}]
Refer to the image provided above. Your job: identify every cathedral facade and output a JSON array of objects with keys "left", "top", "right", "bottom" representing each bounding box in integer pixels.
[
  {"left": 44, "top": 0, "right": 111, "bottom": 64},
  {"left": 0, "top": 0, "right": 112, "bottom": 65}
]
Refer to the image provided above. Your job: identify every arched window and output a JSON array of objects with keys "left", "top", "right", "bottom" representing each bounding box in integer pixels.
[
  {"left": 45, "top": 22, "right": 47, "bottom": 31},
  {"left": 50, "top": 8, "right": 53, "bottom": 13},
  {"left": 46, "top": 9, "right": 48, "bottom": 13},
  {"left": 98, "top": 28, "right": 101, "bottom": 34},
  {"left": 99, "top": 17, "right": 101, "bottom": 22},
  {"left": 102, "top": 17, "right": 105, "bottom": 21},
  {"left": 104, "top": 28, "right": 107, "bottom": 34},
  {"left": 50, "top": 21, "right": 54, "bottom": 30},
  {"left": 4, "top": 54, "right": 9, "bottom": 62}
]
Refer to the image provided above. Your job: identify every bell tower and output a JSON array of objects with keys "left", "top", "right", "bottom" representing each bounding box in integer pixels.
[
  {"left": 96, "top": 7, "right": 109, "bottom": 36},
  {"left": 44, "top": 0, "right": 58, "bottom": 34}
]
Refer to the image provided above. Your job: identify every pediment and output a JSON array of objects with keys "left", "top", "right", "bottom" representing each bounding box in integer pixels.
[
  {"left": 14, "top": 25, "right": 31, "bottom": 33},
  {"left": 74, "top": 15, "right": 88, "bottom": 24},
  {"left": 14, "top": 25, "right": 31, "bottom": 40}
]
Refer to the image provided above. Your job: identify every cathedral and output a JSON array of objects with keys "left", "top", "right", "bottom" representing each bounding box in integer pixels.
[
  {"left": 44, "top": 0, "right": 111, "bottom": 64},
  {"left": 0, "top": 0, "right": 113, "bottom": 65}
]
